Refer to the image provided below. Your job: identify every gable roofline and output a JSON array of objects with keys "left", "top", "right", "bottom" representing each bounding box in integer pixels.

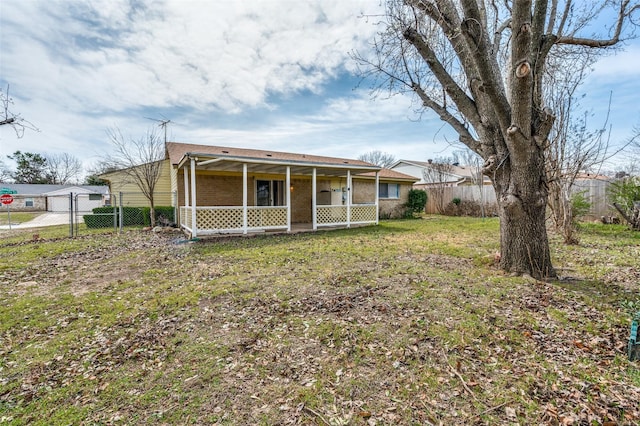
[{"left": 167, "top": 142, "right": 380, "bottom": 173}]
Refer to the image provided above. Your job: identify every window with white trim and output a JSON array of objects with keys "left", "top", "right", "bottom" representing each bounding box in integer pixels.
[
  {"left": 25, "top": 198, "right": 34, "bottom": 207},
  {"left": 379, "top": 183, "right": 399, "bottom": 199}
]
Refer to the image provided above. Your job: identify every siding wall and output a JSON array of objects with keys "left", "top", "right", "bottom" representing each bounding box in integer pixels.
[{"left": 103, "top": 160, "right": 174, "bottom": 207}]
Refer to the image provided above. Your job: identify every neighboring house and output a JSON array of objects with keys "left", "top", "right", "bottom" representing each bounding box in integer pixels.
[
  {"left": 100, "top": 142, "right": 417, "bottom": 236},
  {"left": 390, "top": 159, "right": 492, "bottom": 187},
  {"left": 0, "top": 184, "right": 109, "bottom": 212},
  {"left": 390, "top": 159, "right": 495, "bottom": 214},
  {"left": 99, "top": 160, "right": 174, "bottom": 207}
]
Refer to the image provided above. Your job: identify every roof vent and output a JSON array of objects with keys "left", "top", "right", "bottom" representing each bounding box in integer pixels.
[
  {"left": 343, "top": 161, "right": 349, "bottom": 164},
  {"left": 222, "top": 150, "right": 229, "bottom": 154},
  {"left": 266, "top": 154, "right": 272, "bottom": 157}
]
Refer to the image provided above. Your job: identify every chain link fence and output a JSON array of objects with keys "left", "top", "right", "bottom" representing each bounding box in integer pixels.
[{"left": 0, "top": 192, "right": 178, "bottom": 238}]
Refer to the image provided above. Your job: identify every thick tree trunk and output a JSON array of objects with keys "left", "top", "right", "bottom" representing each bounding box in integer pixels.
[
  {"left": 497, "top": 196, "right": 555, "bottom": 279},
  {"left": 491, "top": 150, "right": 556, "bottom": 280}
]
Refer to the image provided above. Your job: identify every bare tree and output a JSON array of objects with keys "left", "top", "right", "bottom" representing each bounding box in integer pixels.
[
  {"left": 0, "top": 85, "right": 38, "bottom": 137},
  {"left": 106, "top": 127, "right": 165, "bottom": 227},
  {"left": 358, "top": 150, "right": 397, "bottom": 168},
  {"left": 0, "top": 160, "right": 12, "bottom": 183},
  {"left": 542, "top": 49, "right": 622, "bottom": 244},
  {"left": 84, "top": 160, "right": 117, "bottom": 185},
  {"left": 422, "top": 157, "right": 455, "bottom": 214},
  {"left": 455, "top": 148, "right": 487, "bottom": 217},
  {"left": 45, "top": 153, "right": 84, "bottom": 185},
  {"left": 354, "top": 0, "right": 639, "bottom": 279}
]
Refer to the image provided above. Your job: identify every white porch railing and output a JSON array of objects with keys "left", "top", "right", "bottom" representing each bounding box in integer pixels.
[
  {"left": 180, "top": 204, "right": 377, "bottom": 235},
  {"left": 316, "top": 204, "right": 377, "bottom": 227},
  {"left": 180, "top": 206, "right": 288, "bottom": 235}
]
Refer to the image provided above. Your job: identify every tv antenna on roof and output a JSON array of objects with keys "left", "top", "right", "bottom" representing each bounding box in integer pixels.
[{"left": 145, "top": 115, "right": 175, "bottom": 143}]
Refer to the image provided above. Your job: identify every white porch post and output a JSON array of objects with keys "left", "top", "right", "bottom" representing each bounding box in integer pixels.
[
  {"left": 312, "top": 168, "right": 317, "bottom": 231},
  {"left": 286, "top": 166, "right": 291, "bottom": 232},
  {"left": 346, "top": 170, "right": 351, "bottom": 228},
  {"left": 375, "top": 171, "right": 380, "bottom": 224},
  {"left": 190, "top": 157, "right": 197, "bottom": 238},
  {"left": 183, "top": 166, "right": 189, "bottom": 228},
  {"left": 243, "top": 163, "right": 248, "bottom": 234},
  {"left": 183, "top": 166, "right": 189, "bottom": 207}
]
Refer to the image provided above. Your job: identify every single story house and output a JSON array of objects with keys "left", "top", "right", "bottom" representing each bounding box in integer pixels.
[
  {"left": 0, "top": 184, "right": 109, "bottom": 212},
  {"left": 389, "top": 159, "right": 492, "bottom": 187},
  {"left": 100, "top": 142, "right": 418, "bottom": 236}
]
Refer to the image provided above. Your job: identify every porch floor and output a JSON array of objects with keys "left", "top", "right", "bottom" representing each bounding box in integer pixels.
[{"left": 184, "top": 222, "right": 374, "bottom": 240}]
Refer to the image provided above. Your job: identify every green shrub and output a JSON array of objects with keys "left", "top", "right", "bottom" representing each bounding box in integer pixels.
[
  {"left": 571, "top": 191, "right": 591, "bottom": 219},
  {"left": 92, "top": 206, "right": 144, "bottom": 226},
  {"left": 405, "top": 189, "right": 427, "bottom": 214},
  {"left": 141, "top": 206, "right": 175, "bottom": 226},
  {"left": 608, "top": 176, "right": 640, "bottom": 213},
  {"left": 452, "top": 197, "right": 462, "bottom": 206},
  {"left": 83, "top": 214, "right": 116, "bottom": 228}
]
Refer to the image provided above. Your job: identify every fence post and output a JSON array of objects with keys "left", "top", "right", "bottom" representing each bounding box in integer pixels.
[
  {"left": 119, "top": 192, "right": 124, "bottom": 234},
  {"left": 69, "top": 193, "right": 74, "bottom": 238},
  {"left": 74, "top": 193, "right": 79, "bottom": 237},
  {"left": 113, "top": 195, "right": 118, "bottom": 232}
]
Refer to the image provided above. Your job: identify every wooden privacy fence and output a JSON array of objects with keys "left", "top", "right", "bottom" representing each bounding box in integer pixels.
[{"left": 423, "top": 180, "right": 612, "bottom": 217}]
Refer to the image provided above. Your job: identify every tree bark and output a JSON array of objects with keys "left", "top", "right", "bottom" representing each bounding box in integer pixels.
[{"left": 490, "top": 144, "right": 556, "bottom": 279}]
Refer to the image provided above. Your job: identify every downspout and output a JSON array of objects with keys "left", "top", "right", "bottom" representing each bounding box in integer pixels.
[
  {"left": 190, "top": 156, "right": 197, "bottom": 238},
  {"left": 243, "top": 163, "right": 248, "bottom": 234}
]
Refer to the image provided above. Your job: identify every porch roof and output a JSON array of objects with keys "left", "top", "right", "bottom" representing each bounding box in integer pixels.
[{"left": 167, "top": 142, "right": 381, "bottom": 177}]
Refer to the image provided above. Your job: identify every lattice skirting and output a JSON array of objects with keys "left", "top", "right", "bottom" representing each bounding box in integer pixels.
[{"left": 181, "top": 205, "right": 375, "bottom": 232}]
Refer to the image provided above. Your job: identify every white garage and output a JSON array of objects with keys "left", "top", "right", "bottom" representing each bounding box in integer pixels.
[{"left": 45, "top": 186, "right": 108, "bottom": 212}]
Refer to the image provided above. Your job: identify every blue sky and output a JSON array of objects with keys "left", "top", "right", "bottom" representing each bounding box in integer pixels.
[{"left": 1, "top": 0, "right": 639, "bottom": 174}]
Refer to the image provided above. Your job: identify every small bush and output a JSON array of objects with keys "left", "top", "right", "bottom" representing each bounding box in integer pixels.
[
  {"left": 92, "top": 206, "right": 144, "bottom": 226},
  {"left": 141, "top": 206, "right": 175, "bottom": 226},
  {"left": 571, "top": 191, "right": 591, "bottom": 220},
  {"left": 452, "top": 197, "right": 461, "bottom": 206},
  {"left": 443, "top": 200, "right": 498, "bottom": 217},
  {"left": 405, "top": 189, "right": 428, "bottom": 214}
]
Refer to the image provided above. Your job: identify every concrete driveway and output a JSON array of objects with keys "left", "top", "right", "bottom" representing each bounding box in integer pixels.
[{"left": 0, "top": 212, "right": 85, "bottom": 230}]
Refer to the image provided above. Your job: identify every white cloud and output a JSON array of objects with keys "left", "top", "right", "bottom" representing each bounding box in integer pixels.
[{"left": 2, "top": 0, "right": 383, "bottom": 114}]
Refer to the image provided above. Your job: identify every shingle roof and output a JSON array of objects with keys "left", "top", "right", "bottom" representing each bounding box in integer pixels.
[
  {"left": 360, "top": 168, "right": 419, "bottom": 181},
  {"left": 165, "top": 142, "right": 377, "bottom": 169},
  {"left": 0, "top": 184, "right": 108, "bottom": 195}
]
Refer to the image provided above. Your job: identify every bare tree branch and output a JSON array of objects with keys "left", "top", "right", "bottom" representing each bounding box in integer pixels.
[
  {"left": 0, "top": 85, "right": 39, "bottom": 138},
  {"left": 105, "top": 127, "right": 165, "bottom": 227}
]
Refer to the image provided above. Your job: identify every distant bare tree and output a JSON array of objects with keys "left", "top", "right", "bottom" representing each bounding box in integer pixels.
[
  {"left": 0, "top": 160, "right": 12, "bottom": 183},
  {"left": 455, "top": 148, "right": 487, "bottom": 217},
  {"left": 422, "top": 157, "right": 455, "bottom": 214},
  {"left": 358, "top": 150, "right": 397, "bottom": 168},
  {"left": 84, "top": 161, "right": 117, "bottom": 186},
  {"left": 106, "top": 127, "right": 165, "bottom": 227},
  {"left": 542, "top": 48, "right": 621, "bottom": 244},
  {"left": 45, "top": 153, "right": 84, "bottom": 185},
  {"left": 0, "top": 85, "right": 38, "bottom": 137}
]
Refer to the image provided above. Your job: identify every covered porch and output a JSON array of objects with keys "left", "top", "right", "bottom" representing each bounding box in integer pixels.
[{"left": 175, "top": 150, "right": 381, "bottom": 237}]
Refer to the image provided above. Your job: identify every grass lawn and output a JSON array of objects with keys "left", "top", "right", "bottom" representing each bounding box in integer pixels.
[
  {"left": 0, "top": 212, "right": 41, "bottom": 226},
  {"left": 0, "top": 216, "right": 639, "bottom": 425}
]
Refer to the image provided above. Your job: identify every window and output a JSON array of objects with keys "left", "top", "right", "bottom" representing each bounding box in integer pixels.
[
  {"left": 89, "top": 194, "right": 102, "bottom": 201},
  {"left": 25, "top": 198, "right": 34, "bottom": 207},
  {"left": 256, "top": 180, "right": 285, "bottom": 206},
  {"left": 379, "top": 183, "right": 399, "bottom": 199}
]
